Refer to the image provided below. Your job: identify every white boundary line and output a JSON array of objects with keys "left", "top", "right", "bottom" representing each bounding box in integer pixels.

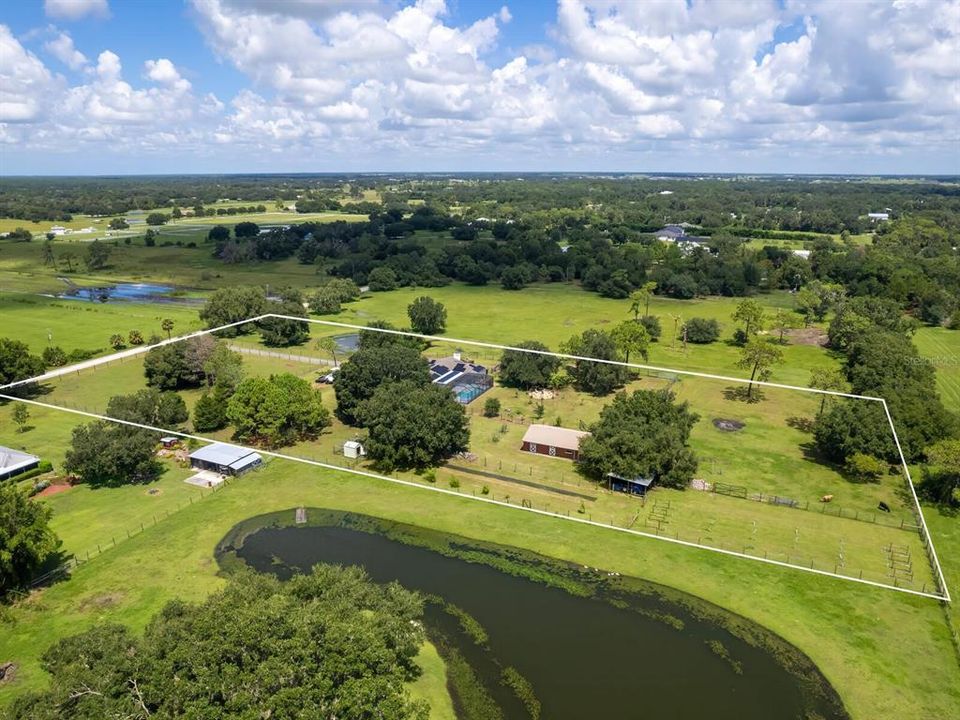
[{"left": 0, "top": 313, "right": 950, "bottom": 601}]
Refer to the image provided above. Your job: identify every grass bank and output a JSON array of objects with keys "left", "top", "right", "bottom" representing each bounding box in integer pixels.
[{"left": 0, "top": 458, "right": 957, "bottom": 718}]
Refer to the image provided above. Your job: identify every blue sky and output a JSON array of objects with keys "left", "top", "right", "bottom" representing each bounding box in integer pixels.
[{"left": 1, "top": 0, "right": 958, "bottom": 175}]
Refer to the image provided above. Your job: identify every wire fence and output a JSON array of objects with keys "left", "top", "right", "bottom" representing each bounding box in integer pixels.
[{"left": 23, "top": 473, "right": 234, "bottom": 592}]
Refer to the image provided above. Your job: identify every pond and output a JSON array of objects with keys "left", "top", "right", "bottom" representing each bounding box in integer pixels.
[
  {"left": 332, "top": 332, "right": 360, "bottom": 353},
  {"left": 220, "top": 511, "right": 847, "bottom": 720},
  {"left": 57, "top": 282, "right": 182, "bottom": 303}
]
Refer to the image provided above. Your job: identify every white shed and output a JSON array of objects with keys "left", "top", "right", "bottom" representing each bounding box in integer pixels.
[{"left": 344, "top": 441, "right": 366, "bottom": 459}]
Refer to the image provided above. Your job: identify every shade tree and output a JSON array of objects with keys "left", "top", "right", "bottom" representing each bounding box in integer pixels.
[
  {"left": 226, "top": 373, "right": 330, "bottom": 448},
  {"left": 562, "top": 329, "right": 629, "bottom": 396},
  {"left": 497, "top": 341, "right": 561, "bottom": 389},
  {"left": 735, "top": 337, "right": 784, "bottom": 400},
  {"left": 578, "top": 389, "right": 699, "bottom": 490},
  {"left": 198, "top": 286, "right": 267, "bottom": 336},
  {"left": 360, "top": 380, "right": 470, "bottom": 470},
  {"left": 407, "top": 296, "right": 447, "bottom": 335},
  {"left": 64, "top": 422, "right": 161, "bottom": 487},
  {"left": 0, "top": 484, "right": 59, "bottom": 596},
  {"left": 333, "top": 345, "right": 430, "bottom": 425},
  {"left": 0, "top": 338, "right": 44, "bottom": 386},
  {"left": 9, "top": 567, "right": 428, "bottom": 720}
]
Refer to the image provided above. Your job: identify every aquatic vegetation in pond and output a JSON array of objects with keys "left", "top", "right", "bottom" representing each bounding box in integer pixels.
[{"left": 216, "top": 509, "right": 849, "bottom": 720}]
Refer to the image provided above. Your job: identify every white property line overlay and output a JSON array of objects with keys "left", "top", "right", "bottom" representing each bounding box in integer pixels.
[{"left": 0, "top": 313, "right": 949, "bottom": 602}]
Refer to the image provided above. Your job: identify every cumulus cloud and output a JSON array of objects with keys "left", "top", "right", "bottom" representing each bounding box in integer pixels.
[
  {"left": 3, "top": 0, "right": 959, "bottom": 170},
  {"left": 0, "top": 26, "right": 60, "bottom": 122},
  {"left": 44, "top": 31, "right": 88, "bottom": 70},
  {"left": 44, "top": 0, "right": 110, "bottom": 21}
]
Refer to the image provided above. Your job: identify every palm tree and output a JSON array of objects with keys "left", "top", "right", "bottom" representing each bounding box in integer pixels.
[
  {"left": 161, "top": 318, "right": 174, "bottom": 339},
  {"left": 315, "top": 336, "right": 339, "bottom": 368}
]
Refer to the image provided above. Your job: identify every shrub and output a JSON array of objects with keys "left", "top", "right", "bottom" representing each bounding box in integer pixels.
[
  {"left": 845, "top": 452, "right": 887, "bottom": 483},
  {"left": 639, "top": 315, "right": 662, "bottom": 341},
  {"left": 483, "top": 397, "right": 501, "bottom": 417},
  {"left": 684, "top": 317, "right": 721, "bottom": 344},
  {"left": 42, "top": 346, "right": 68, "bottom": 367},
  {"left": 449, "top": 477, "right": 460, "bottom": 489},
  {"left": 481, "top": 485, "right": 490, "bottom": 495}
]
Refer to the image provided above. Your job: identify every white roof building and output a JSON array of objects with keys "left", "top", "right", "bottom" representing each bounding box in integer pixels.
[{"left": 0, "top": 446, "right": 40, "bottom": 480}]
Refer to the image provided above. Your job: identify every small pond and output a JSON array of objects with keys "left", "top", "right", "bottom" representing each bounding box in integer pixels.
[
  {"left": 220, "top": 511, "right": 847, "bottom": 720},
  {"left": 57, "top": 282, "right": 188, "bottom": 303},
  {"left": 332, "top": 332, "right": 360, "bottom": 353}
]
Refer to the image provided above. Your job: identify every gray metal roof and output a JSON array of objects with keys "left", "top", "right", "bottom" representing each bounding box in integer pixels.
[
  {"left": 189, "top": 443, "right": 259, "bottom": 467},
  {"left": 0, "top": 446, "right": 39, "bottom": 470}
]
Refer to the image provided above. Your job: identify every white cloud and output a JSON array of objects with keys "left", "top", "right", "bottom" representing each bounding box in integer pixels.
[
  {"left": 44, "top": 31, "right": 88, "bottom": 70},
  {"left": 0, "top": 26, "right": 60, "bottom": 122},
  {"left": 3, "top": 1, "right": 959, "bottom": 171},
  {"left": 144, "top": 58, "right": 192, "bottom": 92},
  {"left": 44, "top": 0, "right": 110, "bottom": 21}
]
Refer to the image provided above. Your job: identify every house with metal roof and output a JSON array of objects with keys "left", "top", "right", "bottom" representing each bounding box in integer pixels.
[
  {"left": 188, "top": 443, "right": 262, "bottom": 476},
  {"left": 520, "top": 424, "right": 591, "bottom": 461},
  {"left": 0, "top": 446, "right": 40, "bottom": 481}
]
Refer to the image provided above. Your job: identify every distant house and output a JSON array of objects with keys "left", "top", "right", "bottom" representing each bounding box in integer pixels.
[
  {"left": 0, "top": 446, "right": 40, "bottom": 481},
  {"left": 868, "top": 212, "right": 890, "bottom": 221},
  {"left": 429, "top": 350, "right": 493, "bottom": 404},
  {"left": 189, "top": 443, "right": 262, "bottom": 476},
  {"left": 655, "top": 224, "right": 686, "bottom": 241},
  {"left": 49, "top": 225, "right": 67, "bottom": 236},
  {"left": 520, "top": 424, "right": 591, "bottom": 461},
  {"left": 654, "top": 224, "right": 709, "bottom": 254}
]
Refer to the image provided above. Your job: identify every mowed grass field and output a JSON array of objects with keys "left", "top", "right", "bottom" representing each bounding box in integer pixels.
[
  {"left": 0, "top": 455, "right": 958, "bottom": 719},
  {"left": 1, "top": 341, "right": 935, "bottom": 593},
  {"left": 0, "top": 294, "right": 203, "bottom": 358},
  {"left": 913, "top": 326, "right": 960, "bottom": 408},
  {"left": 297, "top": 284, "right": 841, "bottom": 387}
]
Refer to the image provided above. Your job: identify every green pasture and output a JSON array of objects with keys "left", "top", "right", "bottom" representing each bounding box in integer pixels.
[
  {"left": 0, "top": 293, "right": 202, "bottom": 357},
  {"left": 1, "top": 344, "right": 932, "bottom": 592},
  {"left": 913, "top": 327, "right": 960, "bottom": 408},
  {"left": 0, "top": 456, "right": 957, "bottom": 719}
]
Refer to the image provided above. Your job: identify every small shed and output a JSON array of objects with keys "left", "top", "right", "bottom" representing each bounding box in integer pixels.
[
  {"left": 520, "top": 424, "right": 591, "bottom": 461},
  {"left": 0, "top": 446, "right": 40, "bottom": 481},
  {"left": 189, "top": 443, "right": 262, "bottom": 476},
  {"left": 159, "top": 437, "right": 179, "bottom": 449},
  {"left": 344, "top": 440, "right": 366, "bottom": 459},
  {"left": 607, "top": 473, "right": 655, "bottom": 496}
]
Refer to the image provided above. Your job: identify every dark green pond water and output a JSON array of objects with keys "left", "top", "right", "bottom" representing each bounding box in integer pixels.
[{"left": 227, "top": 517, "right": 847, "bottom": 720}]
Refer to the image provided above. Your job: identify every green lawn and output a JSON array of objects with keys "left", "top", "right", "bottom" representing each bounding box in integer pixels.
[
  {"left": 292, "top": 284, "right": 841, "bottom": 387},
  {"left": 0, "top": 293, "right": 203, "bottom": 357},
  {"left": 913, "top": 326, "right": 960, "bottom": 408},
  {"left": 1, "top": 342, "right": 937, "bottom": 593},
  {"left": 1, "top": 457, "right": 957, "bottom": 719}
]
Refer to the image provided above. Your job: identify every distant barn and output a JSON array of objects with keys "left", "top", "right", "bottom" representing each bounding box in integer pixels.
[{"left": 520, "top": 424, "right": 590, "bottom": 461}]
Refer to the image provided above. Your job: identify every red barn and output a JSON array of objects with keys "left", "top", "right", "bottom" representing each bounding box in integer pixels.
[{"left": 520, "top": 424, "right": 591, "bottom": 461}]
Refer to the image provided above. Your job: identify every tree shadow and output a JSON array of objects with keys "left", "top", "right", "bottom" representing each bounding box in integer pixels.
[
  {"left": 786, "top": 416, "right": 815, "bottom": 433},
  {"left": 722, "top": 386, "right": 762, "bottom": 403},
  {"left": 0, "top": 382, "right": 54, "bottom": 402}
]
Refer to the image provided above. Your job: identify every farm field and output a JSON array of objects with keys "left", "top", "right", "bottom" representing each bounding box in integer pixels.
[
  {"left": 0, "top": 293, "right": 203, "bottom": 357},
  {"left": 247, "top": 284, "right": 842, "bottom": 386},
  {"left": 1, "top": 334, "right": 934, "bottom": 594},
  {"left": 913, "top": 327, "right": 960, "bottom": 408},
  {"left": 0, "top": 453, "right": 957, "bottom": 719}
]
